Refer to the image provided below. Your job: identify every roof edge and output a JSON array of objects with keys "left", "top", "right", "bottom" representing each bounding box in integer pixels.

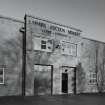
[
  {"left": 25, "top": 14, "right": 82, "bottom": 32},
  {"left": 0, "top": 14, "right": 24, "bottom": 23},
  {"left": 82, "top": 36, "right": 105, "bottom": 44}
]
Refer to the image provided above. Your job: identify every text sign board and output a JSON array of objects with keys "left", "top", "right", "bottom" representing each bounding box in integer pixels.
[
  {"left": 25, "top": 15, "right": 80, "bottom": 55},
  {"left": 26, "top": 15, "right": 81, "bottom": 37}
]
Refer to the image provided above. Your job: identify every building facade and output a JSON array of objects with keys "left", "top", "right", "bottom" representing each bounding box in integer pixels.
[
  {"left": 0, "top": 15, "right": 23, "bottom": 96},
  {"left": 0, "top": 14, "right": 105, "bottom": 96}
]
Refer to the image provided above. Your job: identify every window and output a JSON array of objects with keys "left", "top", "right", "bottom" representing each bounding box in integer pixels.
[
  {"left": 0, "top": 67, "right": 4, "bottom": 84},
  {"left": 89, "top": 71, "right": 96, "bottom": 85},
  {"left": 33, "top": 37, "right": 53, "bottom": 52},
  {"left": 60, "top": 41, "right": 77, "bottom": 56},
  {"left": 41, "top": 40, "right": 46, "bottom": 49}
]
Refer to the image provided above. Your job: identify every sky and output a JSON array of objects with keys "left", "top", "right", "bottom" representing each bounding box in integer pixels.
[{"left": 0, "top": 0, "right": 105, "bottom": 42}]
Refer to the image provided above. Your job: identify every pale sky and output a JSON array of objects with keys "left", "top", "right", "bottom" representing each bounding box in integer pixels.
[{"left": 0, "top": 0, "right": 105, "bottom": 42}]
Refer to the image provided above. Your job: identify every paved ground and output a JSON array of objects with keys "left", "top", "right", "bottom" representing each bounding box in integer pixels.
[{"left": 0, "top": 94, "right": 105, "bottom": 105}]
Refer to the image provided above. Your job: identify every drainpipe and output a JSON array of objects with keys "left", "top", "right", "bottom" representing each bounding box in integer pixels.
[{"left": 20, "top": 15, "right": 26, "bottom": 96}]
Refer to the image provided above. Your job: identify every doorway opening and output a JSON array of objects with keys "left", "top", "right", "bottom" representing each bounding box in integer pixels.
[
  {"left": 62, "top": 73, "right": 68, "bottom": 93},
  {"left": 61, "top": 66, "right": 76, "bottom": 94},
  {"left": 34, "top": 64, "right": 53, "bottom": 95}
]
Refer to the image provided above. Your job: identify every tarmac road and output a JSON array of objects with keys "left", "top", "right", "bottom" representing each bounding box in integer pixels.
[{"left": 0, "top": 94, "right": 105, "bottom": 105}]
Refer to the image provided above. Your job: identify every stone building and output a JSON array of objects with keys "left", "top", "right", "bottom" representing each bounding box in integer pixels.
[
  {"left": 0, "top": 14, "right": 105, "bottom": 96},
  {"left": 0, "top": 15, "right": 23, "bottom": 96}
]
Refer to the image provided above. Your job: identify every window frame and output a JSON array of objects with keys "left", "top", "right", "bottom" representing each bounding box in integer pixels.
[
  {"left": 60, "top": 40, "right": 77, "bottom": 57},
  {"left": 41, "top": 40, "right": 47, "bottom": 49},
  {"left": 33, "top": 36, "right": 53, "bottom": 52},
  {"left": 89, "top": 71, "right": 96, "bottom": 85}
]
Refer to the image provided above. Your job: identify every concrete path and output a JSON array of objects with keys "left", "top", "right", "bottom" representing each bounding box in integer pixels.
[{"left": 0, "top": 94, "right": 105, "bottom": 105}]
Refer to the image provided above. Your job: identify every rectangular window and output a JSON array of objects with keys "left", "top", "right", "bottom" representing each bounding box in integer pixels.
[
  {"left": 0, "top": 67, "right": 4, "bottom": 84},
  {"left": 89, "top": 71, "right": 96, "bottom": 85},
  {"left": 33, "top": 36, "right": 53, "bottom": 52},
  {"left": 60, "top": 41, "right": 77, "bottom": 56},
  {"left": 41, "top": 40, "right": 46, "bottom": 49}
]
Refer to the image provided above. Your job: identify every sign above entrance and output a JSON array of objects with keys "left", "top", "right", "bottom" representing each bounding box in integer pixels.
[{"left": 26, "top": 15, "right": 82, "bottom": 37}]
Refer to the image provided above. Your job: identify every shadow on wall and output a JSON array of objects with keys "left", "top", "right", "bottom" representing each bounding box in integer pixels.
[{"left": 76, "top": 62, "right": 86, "bottom": 93}]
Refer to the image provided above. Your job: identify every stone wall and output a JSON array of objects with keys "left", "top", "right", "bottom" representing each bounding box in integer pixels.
[
  {"left": 26, "top": 32, "right": 105, "bottom": 95},
  {"left": 0, "top": 15, "right": 104, "bottom": 96},
  {"left": 25, "top": 15, "right": 105, "bottom": 95},
  {"left": 77, "top": 38, "right": 105, "bottom": 93},
  {"left": 0, "top": 16, "right": 23, "bottom": 96}
]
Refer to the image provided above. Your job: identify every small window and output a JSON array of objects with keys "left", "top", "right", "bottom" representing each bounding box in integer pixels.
[
  {"left": 0, "top": 67, "right": 4, "bottom": 84},
  {"left": 41, "top": 40, "right": 46, "bottom": 49},
  {"left": 33, "top": 37, "right": 53, "bottom": 52},
  {"left": 60, "top": 41, "right": 77, "bottom": 56},
  {"left": 89, "top": 71, "right": 96, "bottom": 85}
]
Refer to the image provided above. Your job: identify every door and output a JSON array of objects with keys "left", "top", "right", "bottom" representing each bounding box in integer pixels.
[
  {"left": 61, "top": 66, "right": 76, "bottom": 94},
  {"left": 34, "top": 65, "right": 52, "bottom": 95},
  {"left": 62, "top": 73, "right": 68, "bottom": 93}
]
